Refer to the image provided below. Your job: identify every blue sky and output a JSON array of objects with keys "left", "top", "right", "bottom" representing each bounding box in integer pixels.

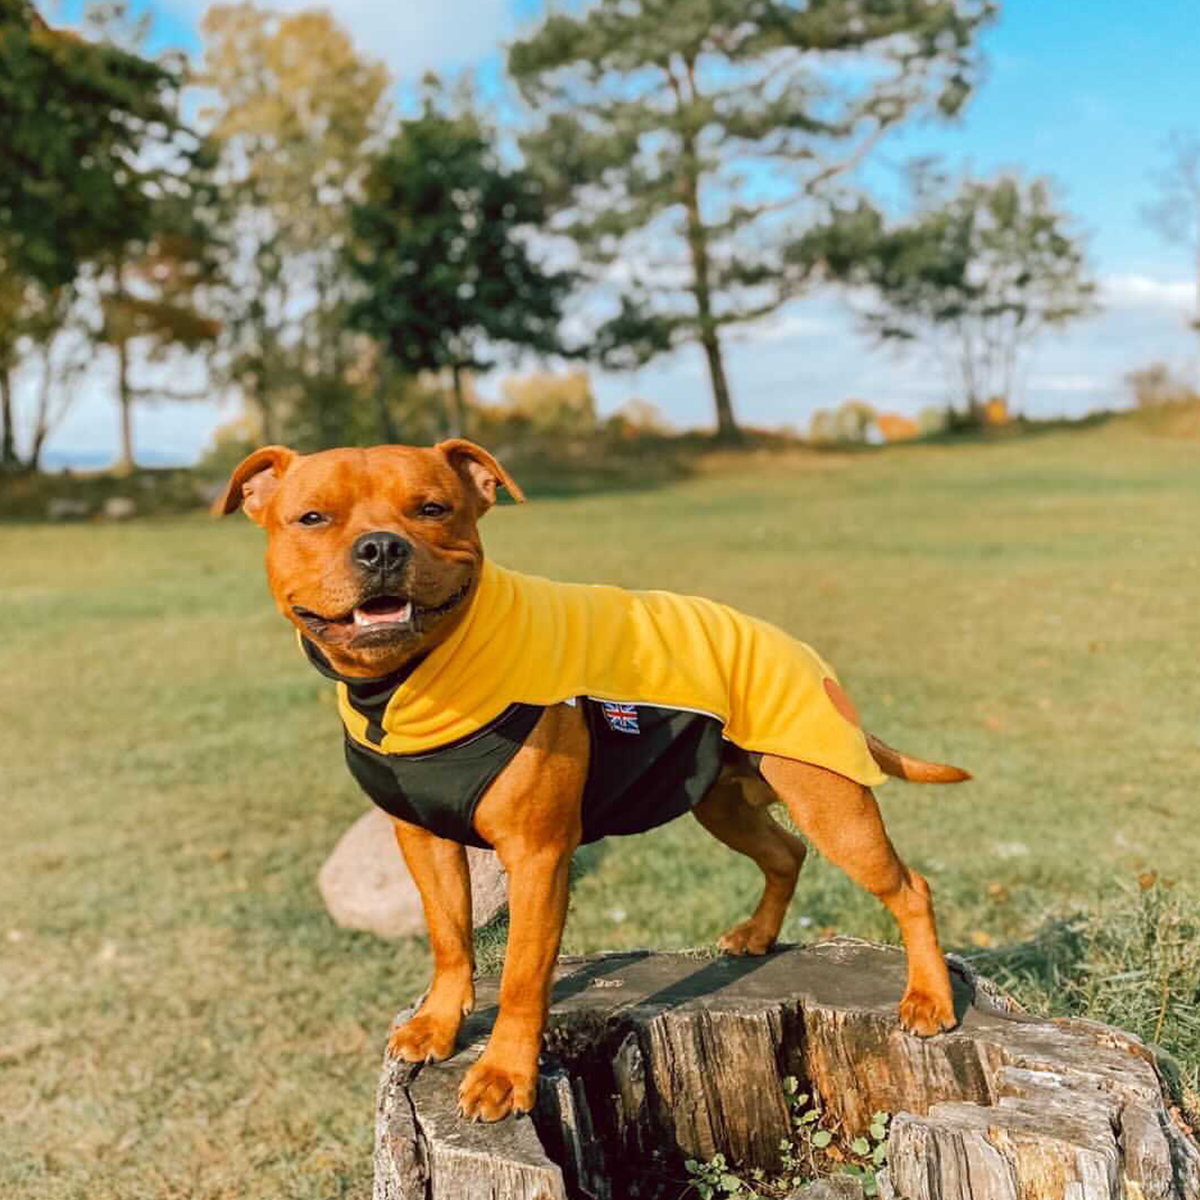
[{"left": 32, "top": 0, "right": 1200, "bottom": 463}]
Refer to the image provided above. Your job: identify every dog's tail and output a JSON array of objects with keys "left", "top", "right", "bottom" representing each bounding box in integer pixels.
[{"left": 866, "top": 732, "right": 972, "bottom": 784}]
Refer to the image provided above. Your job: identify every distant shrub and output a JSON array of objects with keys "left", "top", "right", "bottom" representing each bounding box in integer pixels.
[
  {"left": 495, "top": 369, "right": 598, "bottom": 435},
  {"left": 982, "top": 396, "right": 1009, "bottom": 425},
  {"left": 810, "top": 400, "right": 878, "bottom": 445},
  {"left": 875, "top": 412, "right": 920, "bottom": 442},
  {"left": 917, "top": 405, "right": 949, "bottom": 435},
  {"left": 605, "top": 398, "right": 673, "bottom": 440},
  {"left": 1125, "top": 362, "right": 1197, "bottom": 409}
]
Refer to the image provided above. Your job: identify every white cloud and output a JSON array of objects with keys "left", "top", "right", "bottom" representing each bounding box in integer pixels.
[
  {"left": 1101, "top": 274, "right": 1195, "bottom": 312},
  {"left": 1030, "top": 373, "right": 1104, "bottom": 394},
  {"left": 165, "top": 0, "right": 517, "bottom": 80},
  {"left": 742, "top": 311, "right": 840, "bottom": 343}
]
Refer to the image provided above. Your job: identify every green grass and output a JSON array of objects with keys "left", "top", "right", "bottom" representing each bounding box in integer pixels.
[{"left": 3, "top": 420, "right": 1199, "bottom": 1198}]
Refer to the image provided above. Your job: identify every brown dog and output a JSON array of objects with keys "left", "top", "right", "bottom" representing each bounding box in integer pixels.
[{"left": 216, "top": 439, "right": 969, "bottom": 1123}]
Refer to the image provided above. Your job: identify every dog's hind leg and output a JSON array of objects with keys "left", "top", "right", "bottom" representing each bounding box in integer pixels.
[
  {"left": 692, "top": 772, "right": 808, "bottom": 955},
  {"left": 759, "top": 755, "right": 956, "bottom": 1036}
]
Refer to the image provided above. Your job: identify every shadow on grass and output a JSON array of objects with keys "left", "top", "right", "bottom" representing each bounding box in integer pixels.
[{"left": 954, "top": 916, "right": 1087, "bottom": 999}]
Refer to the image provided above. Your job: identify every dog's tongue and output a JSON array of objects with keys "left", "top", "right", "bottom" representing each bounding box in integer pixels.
[{"left": 353, "top": 596, "right": 412, "bottom": 627}]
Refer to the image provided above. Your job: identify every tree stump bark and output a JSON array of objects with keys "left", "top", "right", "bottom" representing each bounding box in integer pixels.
[{"left": 374, "top": 939, "right": 1200, "bottom": 1200}]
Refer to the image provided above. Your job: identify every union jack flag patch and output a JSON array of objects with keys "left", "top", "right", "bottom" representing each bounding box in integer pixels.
[{"left": 600, "top": 702, "right": 640, "bottom": 734}]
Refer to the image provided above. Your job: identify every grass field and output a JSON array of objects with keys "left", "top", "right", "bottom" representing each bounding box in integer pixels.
[{"left": 3, "top": 420, "right": 1199, "bottom": 1199}]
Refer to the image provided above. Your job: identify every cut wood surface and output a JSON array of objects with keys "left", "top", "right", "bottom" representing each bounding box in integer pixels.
[{"left": 374, "top": 939, "right": 1200, "bottom": 1200}]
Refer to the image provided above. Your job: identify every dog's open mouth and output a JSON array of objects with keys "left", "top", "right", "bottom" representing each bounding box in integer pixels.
[
  {"left": 292, "top": 581, "right": 470, "bottom": 640},
  {"left": 351, "top": 595, "right": 412, "bottom": 627}
]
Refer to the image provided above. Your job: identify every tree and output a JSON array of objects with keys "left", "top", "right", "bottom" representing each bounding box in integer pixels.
[
  {"left": 0, "top": 262, "right": 32, "bottom": 470},
  {"left": 0, "top": 0, "right": 185, "bottom": 289},
  {"left": 76, "top": 1, "right": 220, "bottom": 473},
  {"left": 1124, "top": 362, "right": 1196, "bottom": 409},
  {"left": 97, "top": 228, "right": 221, "bottom": 473},
  {"left": 0, "top": 0, "right": 215, "bottom": 470},
  {"left": 508, "top": 0, "right": 996, "bottom": 442},
  {"left": 347, "top": 85, "right": 575, "bottom": 439},
  {"left": 1141, "top": 130, "right": 1200, "bottom": 386},
  {"left": 199, "top": 3, "right": 390, "bottom": 446},
  {"left": 0, "top": 272, "right": 92, "bottom": 472},
  {"left": 803, "top": 172, "right": 1096, "bottom": 419}
]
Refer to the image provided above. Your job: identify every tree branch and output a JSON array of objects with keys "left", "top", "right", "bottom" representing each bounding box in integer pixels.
[
  {"left": 126, "top": 385, "right": 210, "bottom": 401},
  {"left": 805, "top": 121, "right": 890, "bottom": 193}
]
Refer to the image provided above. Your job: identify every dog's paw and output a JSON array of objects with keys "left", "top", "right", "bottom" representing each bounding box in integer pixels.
[
  {"left": 717, "top": 919, "right": 776, "bottom": 956},
  {"left": 387, "top": 1013, "right": 459, "bottom": 1064},
  {"left": 898, "top": 987, "right": 956, "bottom": 1037},
  {"left": 457, "top": 1059, "right": 537, "bottom": 1123}
]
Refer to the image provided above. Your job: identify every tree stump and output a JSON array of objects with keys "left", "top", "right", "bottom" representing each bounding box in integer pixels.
[{"left": 374, "top": 939, "right": 1200, "bottom": 1200}]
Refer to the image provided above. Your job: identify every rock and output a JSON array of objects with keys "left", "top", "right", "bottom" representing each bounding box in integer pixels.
[
  {"left": 319, "top": 807, "right": 507, "bottom": 939},
  {"left": 790, "top": 1178, "right": 865, "bottom": 1199},
  {"left": 102, "top": 496, "right": 137, "bottom": 520},
  {"left": 375, "top": 938, "right": 1200, "bottom": 1200},
  {"left": 46, "top": 497, "right": 90, "bottom": 520}
]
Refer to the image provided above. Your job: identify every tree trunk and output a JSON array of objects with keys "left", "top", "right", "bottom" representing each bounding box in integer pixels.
[
  {"left": 116, "top": 337, "right": 135, "bottom": 475},
  {"left": 679, "top": 127, "right": 741, "bottom": 443},
  {"left": 698, "top": 329, "right": 739, "bottom": 442},
  {"left": 258, "top": 353, "right": 278, "bottom": 446},
  {"left": 448, "top": 364, "right": 468, "bottom": 439},
  {"left": 28, "top": 346, "right": 54, "bottom": 473},
  {"left": 376, "top": 357, "right": 398, "bottom": 444},
  {"left": 375, "top": 940, "right": 1200, "bottom": 1200},
  {"left": 0, "top": 365, "right": 16, "bottom": 471},
  {"left": 259, "top": 386, "right": 278, "bottom": 446},
  {"left": 29, "top": 425, "right": 49, "bottom": 473}
]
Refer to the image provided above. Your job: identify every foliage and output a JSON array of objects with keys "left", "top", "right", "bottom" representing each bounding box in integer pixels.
[
  {"left": 684, "top": 1151, "right": 751, "bottom": 1198},
  {"left": 0, "top": 279, "right": 91, "bottom": 471},
  {"left": 509, "top": 0, "right": 997, "bottom": 440},
  {"left": 917, "top": 404, "right": 950, "bottom": 435},
  {"left": 1141, "top": 129, "right": 1200, "bottom": 340},
  {"left": 803, "top": 170, "right": 1096, "bottom": 416},
  {"left": 683, "top": 1078, "right": 891, "bottom": 1198},
  {"left": 74, "top": 2, "right": 221, "bottom": 472},
  {"left": 809, "top": 399, "right": 878, "bottom": 444},
  {"left": 199, "top": 2, "right": 390, "bottom": 446},
  {"left": 347, "top": 82, "right": 575, "bottom": 439},
  {"left": 1125, "top": 361, "right": 1198, "bottom": 409},
  {"left": 875, "top": 411, "right": 921, "bottom": 442},
  {"left": 0, "top": 0, "right": 198, "bottom": 290},
  {"left": 0, "top": 0, "right": 215, "bottom": 469},
  {"left": 608, "top": 397, "right": 675, "bottom": 439},
  {"left": 497, "top": 369, "right": 598, "bottom": 435}
]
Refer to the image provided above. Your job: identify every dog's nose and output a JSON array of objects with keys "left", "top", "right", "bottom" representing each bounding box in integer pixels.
[{"left": 352, "top": 531, "right": 411, "bottom": 573}]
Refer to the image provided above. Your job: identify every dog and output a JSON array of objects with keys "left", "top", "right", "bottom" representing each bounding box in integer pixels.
[{"left": 215, "top": 438, "right": 970, "bottom": 1124}]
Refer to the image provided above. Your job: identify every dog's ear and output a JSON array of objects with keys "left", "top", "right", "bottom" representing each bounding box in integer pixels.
[
  {"left": 212, "top": 445, "right": 297, "bottom": 525},
  {"left": 437, "top": 439, "right": 526, "bottom": 512}
]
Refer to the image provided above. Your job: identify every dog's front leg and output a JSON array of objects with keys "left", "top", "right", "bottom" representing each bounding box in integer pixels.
[
  {"left": 457, "top": 840, "right": 575, "bottom": 1121},
  {"left": 387, "top": 819, "right": 475, "bottom": 1064},
  {"left": 457, "top": 702, "right": 587, "bottom": 1122}
]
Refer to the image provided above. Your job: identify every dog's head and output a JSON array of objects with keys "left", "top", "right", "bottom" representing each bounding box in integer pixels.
[{"left": 214, "top": 440, "right": 523, "bottom": 676}]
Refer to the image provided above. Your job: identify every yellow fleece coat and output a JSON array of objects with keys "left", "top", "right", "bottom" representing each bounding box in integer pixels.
[{"left": 334, "top": 561, "right": 886, "bottom": 788}]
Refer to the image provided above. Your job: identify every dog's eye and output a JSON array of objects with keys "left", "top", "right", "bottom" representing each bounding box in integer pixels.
[
  {"left": 297, "top": 511, "right": 327, "bottom": 527},
  {"left": 418, "top": 502, "right": 450, "bottom": 519}
]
